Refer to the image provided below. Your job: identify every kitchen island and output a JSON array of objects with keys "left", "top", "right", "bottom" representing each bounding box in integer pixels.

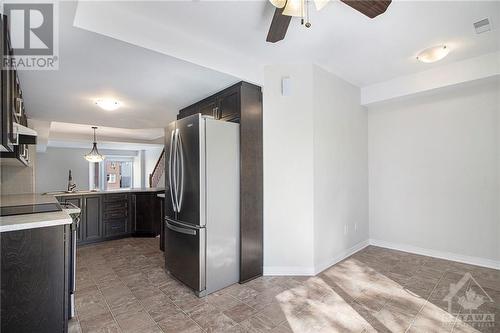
[
  {"left": 0, "top": 194, "right": 73, "bottom": 333},
  {"left": 0, "top": 193, "right": 72, "bottom": 232}
]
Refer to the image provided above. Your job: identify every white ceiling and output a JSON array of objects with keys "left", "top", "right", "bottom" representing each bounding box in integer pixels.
[
  {"left": 49, "top": 122, "right": 164, "bottom": 141},
  {"left": 74, "top": 1, "right": 500, "bottom": 87},
  {"left": 17, "top": 0, "right": 500, "bottom": 137},
  {"left": 18, "top": 2, "right": 239, "bottom": 129}
]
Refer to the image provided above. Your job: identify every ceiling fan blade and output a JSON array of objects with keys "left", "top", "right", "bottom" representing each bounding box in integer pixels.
[
  {"left": 266, "top": 7, "right": 292, "bottom": 43},
  {"left": 340, "top": 0, "right": 392, "bottom": 19}
]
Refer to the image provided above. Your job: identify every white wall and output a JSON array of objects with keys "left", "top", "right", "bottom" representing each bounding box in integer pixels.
[
  {"left": 263, "top": 64, "right": 369, "bottom": 275},
  {"left": 36, "top": 147, "right": 91, "bottom": 193},
  {"left": 36, "top": 147, "right": 139, "bottom": 193},
  {"left": 1, "top": 145, "right": 37, "bottom": 195},
  {"left": 263, "top": 64, "right": 315, "bottom": 274},
  {"left": 313, "top": 66, "right": 369, "bottom": 273},
  {"left": 368, "top": 79, "right": 500, "bottom": 266}
]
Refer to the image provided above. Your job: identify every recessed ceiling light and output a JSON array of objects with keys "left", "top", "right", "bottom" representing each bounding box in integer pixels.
[
  {"left": 416, "top": 45, "right": 450, "bottom": 63},
  {"left": 95, "top": 99, "right": 120, "bottom": 111}
]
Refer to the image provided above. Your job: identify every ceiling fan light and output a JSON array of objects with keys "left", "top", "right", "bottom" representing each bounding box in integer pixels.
[
  {"left": 283, "top": 0, "right": 303, "bottom": 17},
  {"left": 313, "top": 0, "right": 329, "bottom": 11},
  {"left": 269, "top": 0, "right": 287, "bottom": 8},
  {"left": 416, "top": 45, "right": 449, "bottom": 63}
]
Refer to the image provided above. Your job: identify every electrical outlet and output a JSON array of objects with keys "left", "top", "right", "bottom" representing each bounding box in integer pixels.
[
  {"left": 355, "top": 223, "right": 358, "bottom": 232},
  {"left": 344, "top": 224, "right": 348, "bottom": 235}
]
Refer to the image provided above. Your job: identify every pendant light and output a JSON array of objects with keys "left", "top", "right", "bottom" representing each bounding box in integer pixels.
[{"left": 84, "top": 126, "right": 105, "bottom": 162}]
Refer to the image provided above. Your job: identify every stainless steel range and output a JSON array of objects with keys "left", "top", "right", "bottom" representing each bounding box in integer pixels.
[{"left": 59, "top": 202, "right": 81, "bottom": 318}]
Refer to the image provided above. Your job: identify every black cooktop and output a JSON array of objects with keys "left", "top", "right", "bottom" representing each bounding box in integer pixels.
[{"left": 0, "top": 203, "right": 62, "bottom": 217}]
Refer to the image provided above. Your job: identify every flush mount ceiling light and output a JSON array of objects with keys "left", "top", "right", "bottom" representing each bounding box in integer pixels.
[
  {"left": 95, "top": 99, "right": 120, "bottom": 111},
  {"left": 416, "top": 45, "right": 449, "bottom": 63},
  {"left": 84, "top": 126, "right": 105, "bottom": 162}
]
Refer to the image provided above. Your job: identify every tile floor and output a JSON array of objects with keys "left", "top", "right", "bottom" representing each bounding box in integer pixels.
[{"left": 70, "top": 238, "right": 499, "bottom": 333}]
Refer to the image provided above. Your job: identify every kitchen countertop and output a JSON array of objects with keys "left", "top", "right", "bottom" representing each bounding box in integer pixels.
[
  {"left": 0, "top": 188, "right": 165, "bottom": 233},
  {"left": 50, "top": 187, "right": 165, "bottom": 197},
  {"left": 0, "top": 194, "right": 72, "bottom": 233}
]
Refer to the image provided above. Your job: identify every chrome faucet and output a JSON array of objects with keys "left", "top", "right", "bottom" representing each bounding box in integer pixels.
[{"left": 67, "top": 169, "right": 77, "bottom": 192}]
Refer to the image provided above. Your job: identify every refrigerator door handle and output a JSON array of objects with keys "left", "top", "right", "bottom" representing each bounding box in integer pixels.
[
  {"left": 177, "top": 132, "right": 185, "bottom": 212},
  {"left": 168, "top": 129, "right": 177, "bottom": 212},
  {"left": 166, "top": 220, "right": 196, "bottom": 236},
  {"left": 173, "top": 129, "right": 180, "bottom": 211}
]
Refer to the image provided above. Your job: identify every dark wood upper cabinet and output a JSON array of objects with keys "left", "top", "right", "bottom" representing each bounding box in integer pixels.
[
  {"left": 1, "top": 14, "right": 33, "bottom": 162},
  {"left": 198, "top": 99, "right": 218, "bottom": 118},
  {"left": 1, "top": 15, "right": 13, "bottom": 153},
  {"left": 178, "top": 84, "right": 243, "bottom": 122},
  {"left": 177, "top": 81, "right": 263, "bottom": 283},
  {"left": 218, "top": 88, "right": 240, "bottom": 122}
]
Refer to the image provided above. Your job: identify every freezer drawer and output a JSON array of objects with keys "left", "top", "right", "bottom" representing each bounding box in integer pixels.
[{"left": 165, "top": 219, "right": 205, "bottom": 292}]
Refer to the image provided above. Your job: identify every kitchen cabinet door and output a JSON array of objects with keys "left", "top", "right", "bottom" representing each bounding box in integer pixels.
[
  {"left": 198, "top": 99, "right": 218, "bottom": 118},
  {"left": 218, "top": 88, "right": 240, "bottom": 122},
  {"left": 133, "top": 193, "right": 161, "bottom": 237},
  {"left": 1, "top": 225, "right": 68, "bottom": 333},
  {"left": 177, "top": 105, "right": 197, "bottom": 120},
  {"left": 1, "top": 16, "right": 14, "bottom": 153},
  {"left": 83, "top": 195, "right": 102, "bottom": 242}
]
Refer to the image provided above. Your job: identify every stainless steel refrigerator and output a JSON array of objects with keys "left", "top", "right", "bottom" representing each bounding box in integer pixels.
[{"left": 164, "top": 114, "right": 240, "bottom": 297}]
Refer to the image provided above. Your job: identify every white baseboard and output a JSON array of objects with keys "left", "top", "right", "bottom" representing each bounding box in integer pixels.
[
  {"left": 263, "top": 239, "right": 370, "bottom": 276},
  {"left": 314, "top": 239, "right": 371, "bottom": 275},
  {"left": 263, "top": 266, "right": 316, "bottom": 276},
  {"left": 369, "top": 239, "right": 500, "bottom": 270}
]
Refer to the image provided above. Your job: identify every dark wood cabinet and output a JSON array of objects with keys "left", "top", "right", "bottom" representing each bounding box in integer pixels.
[
  {"left": 178, "top": 84, "right": 241, "bottom": 122},
  {"left": 218, "top": 87, "right": 240, "bottom": 122},
  {"left": 83, "top": 195, "right": 102, "bottom": 242},
  {"left": 133, "top": 193, "right": 161, "bottom": 237},
  {"left": 58, "top": 195, "right": 103, "bottom": 246},
  {"left": 102, "top": 193, "right": 129, "bottom": 238},
  {"left": 1, "top": 15, "right": 14, "bottom": 153},
  {"left": 1, "top": 225, "right": 69, "bottom": 333},
  {"left": 1, "top": 14, "right": 35, "bottom": 161},
  {"left": 198, "top": 99, "right": 218, "bottom": 118},
  {"left": 177, "top": 81, "right": 263, "bottom": 283},
  {"left": 57, "top": 191, "right": 163, "bottom": 246}
]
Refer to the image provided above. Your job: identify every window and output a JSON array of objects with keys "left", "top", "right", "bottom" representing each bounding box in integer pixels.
[
  {"left": 104, "top": 160, "right": 133, "bottom": 190},
  {"left": 90, "top": 157, "right": 134, "bottom": 191}
]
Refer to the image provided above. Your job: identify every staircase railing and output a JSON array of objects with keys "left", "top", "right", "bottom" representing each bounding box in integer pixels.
[{"left": 149, "top": 149, "right": 165, "bottom": 188}]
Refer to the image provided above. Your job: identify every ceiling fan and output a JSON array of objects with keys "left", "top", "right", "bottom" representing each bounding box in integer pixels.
[{"left": 267, "top": 0, "right": 392, "bottom": 43}]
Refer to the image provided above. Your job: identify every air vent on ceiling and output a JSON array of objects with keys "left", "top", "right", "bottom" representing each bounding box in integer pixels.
[{"left": 474, "top": 18, "right": 491, "bottom": 34}]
